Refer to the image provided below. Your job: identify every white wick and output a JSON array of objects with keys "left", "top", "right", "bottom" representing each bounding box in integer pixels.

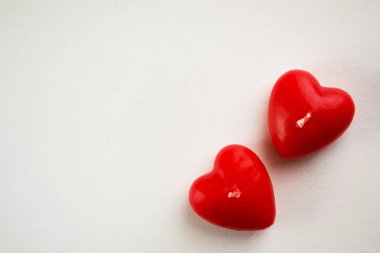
[
  {"left": 228, "top": 189, "right": 241, "bottom": 198},
  {"left": 296, "top": 113, "right": 312, "bottom": 128}
]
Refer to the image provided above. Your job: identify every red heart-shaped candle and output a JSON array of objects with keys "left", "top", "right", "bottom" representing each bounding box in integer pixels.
[
  {"left": 268, "top": 70, "right": 355, "bottom": 158},
  {"left": 189, "top": 145, "right": 276, "bottom": 230}
]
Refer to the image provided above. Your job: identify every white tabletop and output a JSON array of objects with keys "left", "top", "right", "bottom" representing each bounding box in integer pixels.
[{"left": 1, "top": 1, "right": 379, "bottom": 252}]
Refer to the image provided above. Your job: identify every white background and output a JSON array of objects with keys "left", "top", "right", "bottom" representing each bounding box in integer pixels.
[{"left": 1, "top": 0, "right": 380, "bottom": 252}]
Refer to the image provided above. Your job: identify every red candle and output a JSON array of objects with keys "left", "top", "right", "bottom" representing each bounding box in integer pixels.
[
  {"left": 268, "top": 70, "right": 355, "bottom": 158},
  {"left": 189, "top": 145, "right": 276, "bottom": 230}
]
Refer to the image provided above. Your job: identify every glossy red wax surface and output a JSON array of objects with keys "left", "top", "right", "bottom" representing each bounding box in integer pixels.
[
  {"left": 268, "top": 70, "right": 355, "bottom": 158},
  {"left": 189, "top": 145, "right": 276, "bottom": 231}
]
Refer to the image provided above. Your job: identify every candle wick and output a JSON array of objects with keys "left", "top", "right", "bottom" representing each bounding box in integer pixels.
[
  {"left": 296, "top": 113, "right": 312, "bottom": 128},
  {"left": 228, "top": 189, "right": 241, "bottom": 198}
]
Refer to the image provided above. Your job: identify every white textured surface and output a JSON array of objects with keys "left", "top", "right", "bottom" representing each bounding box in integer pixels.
[{"left": 1, "top": 1, "right": 380, "bottom": 252}]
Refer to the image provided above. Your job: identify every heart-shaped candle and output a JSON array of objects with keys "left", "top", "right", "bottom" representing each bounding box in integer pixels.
[
  {"left": 268, "top": 70, "right": 355, "bottom": 158},
  {"left": 189, "top": 145, "right": 276, "bottom": 230}
]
